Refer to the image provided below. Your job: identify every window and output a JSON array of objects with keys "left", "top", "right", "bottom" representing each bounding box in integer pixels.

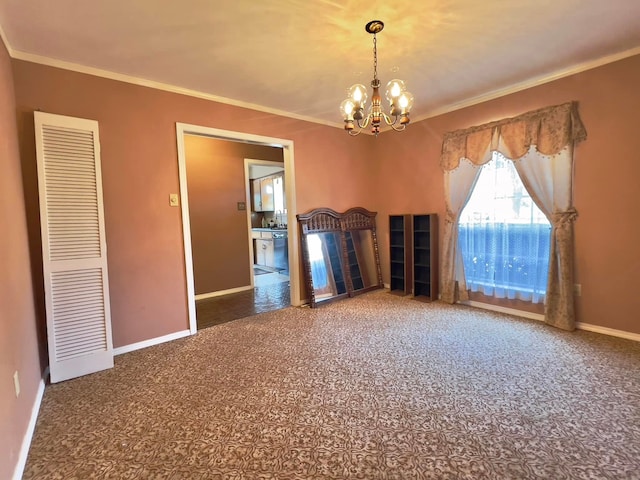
[{"left": 458, "top": 152, "right": 551, "bottom": 303}]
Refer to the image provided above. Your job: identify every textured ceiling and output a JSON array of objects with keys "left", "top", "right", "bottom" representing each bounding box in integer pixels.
[{"left": 1, "top": 0, "right": 640, "bottom": 128}]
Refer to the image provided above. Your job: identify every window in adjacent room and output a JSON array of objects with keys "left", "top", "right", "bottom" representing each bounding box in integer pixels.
[{"left": 458, "top": 152, "right": 551, "bottom": 303}]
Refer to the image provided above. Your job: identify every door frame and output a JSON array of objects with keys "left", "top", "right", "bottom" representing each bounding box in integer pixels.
[{"left": 176, "top": 123, "right": 301, "bottom": 334}]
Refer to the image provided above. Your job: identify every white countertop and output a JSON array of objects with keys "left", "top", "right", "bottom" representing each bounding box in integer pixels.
[{"left": 252, "top": 227, "right": 288, "bottom": 232}]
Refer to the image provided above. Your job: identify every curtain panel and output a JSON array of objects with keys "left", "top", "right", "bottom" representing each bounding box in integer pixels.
[{"left": 439, "top": 101, "right": 586, "bottom": 331}]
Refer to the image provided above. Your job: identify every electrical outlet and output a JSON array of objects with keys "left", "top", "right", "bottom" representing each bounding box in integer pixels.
[
  {"left": 13, "top": 371, "right": 20, "bottom": 398},
  {"left": 574, "top": 283, "right": 582, "bottom": 296}
]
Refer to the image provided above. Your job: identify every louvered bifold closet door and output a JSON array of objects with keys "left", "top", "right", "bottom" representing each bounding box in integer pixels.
[{"left": 34, "top": 111, "right": 114, "bottom": 383}]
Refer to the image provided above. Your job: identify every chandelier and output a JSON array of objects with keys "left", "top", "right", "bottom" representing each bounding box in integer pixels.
[{"left": 340, "top": 20, "right": 414, "bottom": 137}]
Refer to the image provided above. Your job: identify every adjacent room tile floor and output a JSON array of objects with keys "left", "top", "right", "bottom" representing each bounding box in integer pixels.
[{"left": 196, "top": 272, "right": 290, "bottom": 329}]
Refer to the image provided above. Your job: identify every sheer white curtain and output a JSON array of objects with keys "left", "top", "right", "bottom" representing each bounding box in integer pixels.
[
  {"left": 440, "top": 102, "right": 586, "bottom": 331},
  {"left": 459, "top": 153, "right": 551, "bottom": 304},
  {"left": 441, "top": 158, "right": 485, "bottom": 303}
]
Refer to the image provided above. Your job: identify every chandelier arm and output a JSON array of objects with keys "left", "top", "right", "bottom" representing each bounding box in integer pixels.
[
  {"left": 381, "top": 112, "right": 408, "bottom": 132},
  {"left": 389, "top": 122, "right": 408, "bottom": 132},
  {"left": 380, "top": 112, "right": 396, "bottom": 126},
  {"left": 356, "top": 114, "right": 372, "bottom": 129},
  {"left": 382, "top": 113, "right": 408, "bottom": 131}
]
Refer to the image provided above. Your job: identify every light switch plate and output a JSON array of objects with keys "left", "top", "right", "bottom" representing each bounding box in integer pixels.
[
  {"left": 169, "top": 194, "right": 179, "bottom": 207},
  {"left": 13, "top": 371, "right": 20, "bottom": 398}
]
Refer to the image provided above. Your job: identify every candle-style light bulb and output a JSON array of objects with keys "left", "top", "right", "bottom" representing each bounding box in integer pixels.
[
  {"left": 398, "top": 91, "right": 414, "bottom": 113},
  {"left": 347, "top": 84, "right": 368, "bottom": 109},
  {"left": 340, "top": 99, "right": 355, "bottom": 120}
]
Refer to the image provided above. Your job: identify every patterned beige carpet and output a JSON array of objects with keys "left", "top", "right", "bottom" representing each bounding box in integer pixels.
[{"left": 24, "top": 291, "right": 640, "bottom": 479}]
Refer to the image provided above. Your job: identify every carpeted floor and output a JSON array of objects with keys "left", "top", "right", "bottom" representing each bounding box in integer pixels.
[{"left": 24, "top": 291, "right": 640, "bottom": 479}]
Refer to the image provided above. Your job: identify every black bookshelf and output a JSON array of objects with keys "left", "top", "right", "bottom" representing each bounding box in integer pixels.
[
  {"left": 389, "top": 214, "right": 412, "bottom": 295},
  {"left": 412, "top": 214, "right": 438, "bottom": 302}
]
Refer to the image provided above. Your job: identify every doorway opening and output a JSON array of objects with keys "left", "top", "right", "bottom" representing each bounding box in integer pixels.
[
  {"left": 245, "top": 159, "right": 290, "bottom": 288},
  {"left": 176, "top": 123, "right": 301, "bottom": 334}
]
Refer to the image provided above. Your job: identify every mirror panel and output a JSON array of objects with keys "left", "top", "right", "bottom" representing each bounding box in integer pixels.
[
  {"left": 307, "top": 232, "right": 347, "bottom": 302},
  {"left": 297, "top": 207, "right": 383, "bottom": 307},
  {"left": 345, "top": 229, "right": 379, "bottom": 292},
  {"left": 342, "top": 207, "right": 383, "bottom": 295},
  {"left": 297, "top": 208, "right": 348, "bottom": 308}
]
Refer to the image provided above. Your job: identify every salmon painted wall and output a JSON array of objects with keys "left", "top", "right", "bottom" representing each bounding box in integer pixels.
[
  {"left": 185, "top": 135, "right": 283, "bottom": 295},
  {"left": 376, "top": 54, "right": 640, "bottom": 335},
  {"left": 0, "top": 38, "right": 42, "bottom": 479},
  {"left": 11, "top": 59, "right": 374, "bottom": 348}
]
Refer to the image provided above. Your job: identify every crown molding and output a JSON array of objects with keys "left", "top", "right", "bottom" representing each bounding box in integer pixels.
[
  {"left": 5, "top": 37, "right": 640, "bottom": 131},
  {"left": 10, "top": 48, "right": 344, "bottom": 130},
  {"left": 412, "top": 45, "right": 640, "bottom": 123},
  {"left": 0, "top": 17, "right": 14, "bottom": 57}
]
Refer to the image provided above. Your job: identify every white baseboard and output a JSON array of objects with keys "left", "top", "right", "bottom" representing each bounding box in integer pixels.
[
  {"left": 113, "top": 329, "right": 192, "bottom": 356},
  {"left": 13, "top": 367, "right": 48, "bottom": 480},
  {"left": 195, "top": 285, "right": 253, "bottom": 300},
  {"left": 461, "top": 300, "right": 545, "bottom": 322},
  {"left": 462, "top": 300, "right": 640, "bottom": 342},
  {"left": 576, "top": 322, "right": 640, "bottom": 342}
]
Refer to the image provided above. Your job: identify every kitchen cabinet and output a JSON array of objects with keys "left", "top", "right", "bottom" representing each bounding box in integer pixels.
[
  {"left": 260, "top": 177, "right": 274, "bottom": 211},
  {"left": 252, "top": 176, "right": 274, "bottom": 212},
  {"left": 253, "top": 230, "right": 275, "bottom": 268},
  {"left": 273, "top": 174, "right": 285, "bottom": 212},
  {"left": 255, "top": 238, "right": 274, "bottom": 267},
  {"left": 252, "top": 173, "right": 285, "bottom": 213},
  {"left": 252, "top": 179, "right": 261, "bottom": 212}
]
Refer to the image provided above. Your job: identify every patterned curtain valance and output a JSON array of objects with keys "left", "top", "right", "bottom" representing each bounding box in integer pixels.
[{"left": 440, "top": 101, "right": 587, "bottom": 171}]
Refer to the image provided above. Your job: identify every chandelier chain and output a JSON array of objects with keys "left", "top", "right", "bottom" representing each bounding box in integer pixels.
[{"left": 372, "top": 34, "right": 378, "bottom": 81}]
